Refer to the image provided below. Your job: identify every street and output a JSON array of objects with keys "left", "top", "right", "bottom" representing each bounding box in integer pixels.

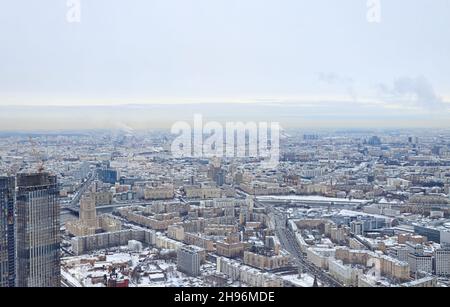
[{"left": 261, "top": 201, "right": 343, "bottom": 287}]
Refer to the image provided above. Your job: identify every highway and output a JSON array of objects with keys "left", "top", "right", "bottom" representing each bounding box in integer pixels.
[
  {"left": 60, "top": 170, "right": 97, "bottom": 211},
  {"left": 70, "top": 171, "right": 96, "bottom": 206},
  {"left": 62, "top": 202, "right": 139, "bottom": 214},
  {"left": 258, "top": 200, "right": 343, "bottom": 287},
  {"left": 61, "top": 270, "right": 82, "bottom": 287}
]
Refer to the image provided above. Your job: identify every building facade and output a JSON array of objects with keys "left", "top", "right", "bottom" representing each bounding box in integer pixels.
[
  {"left": 177, "top": 246, "right": 202, "bottom": 277},
  {"left": 0, "top": 176, "right": 16, "bottom": 287},
  {"left": 408, "top": 253, "right": 433, "bottom": 275},
  {"left": 16, "top": 173, "right": 61, "bottom": 287},
  {"left": 243, "top": 251, "right": 290, "bottom": 271},
  {"left": 435, "top": 248, "right": 450, "bottom": 276}
]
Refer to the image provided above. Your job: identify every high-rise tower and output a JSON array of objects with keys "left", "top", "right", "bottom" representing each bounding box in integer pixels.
[
  {"left": 0, "top": 176, "right": 16, "bottom": 287},
  {"left": 16, "top": 173, "right": 60, "bottom": 287},
  {"left": 79, "top": 193, "right": 98, "bottom": 228}
]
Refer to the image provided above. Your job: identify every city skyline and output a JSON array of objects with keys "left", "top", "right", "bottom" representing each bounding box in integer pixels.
[
  {"left": 2, "top": 129, "right": 450, "bottom": 289},
  {"left": 1, "top": 0, "right": 450, "bottom": 291},
  {"left": 1, "top": 102, "right": 450, "bottom": 131}
]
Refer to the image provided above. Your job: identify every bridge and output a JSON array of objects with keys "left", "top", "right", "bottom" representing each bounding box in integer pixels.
[{"left": 61, "top": 200, "right": 156, "bottom": 215}]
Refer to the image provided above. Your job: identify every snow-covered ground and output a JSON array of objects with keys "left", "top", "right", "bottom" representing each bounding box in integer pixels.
[
  {"left": 257, "top": 195, "right": 371, "bottom": 204},
  {"left": 281, "top": 274, "right": 316, "bottom": 287},
  {"left": 61, "top": 246, "right": 219, "bottom": 287}
]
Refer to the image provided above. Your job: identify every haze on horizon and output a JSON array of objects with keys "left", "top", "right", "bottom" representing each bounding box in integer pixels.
[{"left": 1, "top": 0, "right": 450, "bottom": 130}]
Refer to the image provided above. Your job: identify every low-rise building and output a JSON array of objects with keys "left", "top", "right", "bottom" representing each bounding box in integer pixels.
[
  {"left": 216, "top": 234, "right": 246, "bottom": 258},
  {"left": 217, "top": 257, "right": 283, "bottom": 287},
  {"left": 243, "top": 250, "right": 290, "bottom": 270},
  {"left": 306, "top": 248, "right": 335, "bottom": 270},
  {"left": 184, "top": 232, "right": 215, "bottom": 252},
  {"left": 168, "top": 224, "right": 185, "bottom": 241},
  {"left": 144, "top": 184, "right": 175, "bottom": 200},
  {"left": 328, "top": 259, "right": 362, "bottom": 287}
]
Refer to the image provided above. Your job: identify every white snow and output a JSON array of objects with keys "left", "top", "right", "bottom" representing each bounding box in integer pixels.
[{"left": 257, "top": 195, "right": 371, "bottom": 204}]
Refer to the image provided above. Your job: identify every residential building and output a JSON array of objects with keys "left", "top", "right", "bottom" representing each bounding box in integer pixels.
[
  {"left": 435, "top": 248, "right": 450, "bottom": 276},
  {"left": 177, "top": 246, "right": 203, "bottom": 277}
]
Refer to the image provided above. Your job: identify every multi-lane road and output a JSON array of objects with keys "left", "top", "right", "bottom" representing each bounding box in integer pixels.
[
  {"left": 259, "top": 200, "right": 343, "bottom": 287},
  {"left": 60, "top": 171, "right": 96, "bottom": 211}
]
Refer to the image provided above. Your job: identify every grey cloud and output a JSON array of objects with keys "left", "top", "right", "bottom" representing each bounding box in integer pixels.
[{"left": 377, "top": 76, "right": 445, "bottom": 110}]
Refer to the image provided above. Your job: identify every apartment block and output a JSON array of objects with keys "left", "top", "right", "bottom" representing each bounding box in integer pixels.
[
  {"left": 435, "top": 248, "right": 450, "bottom": 276},
  {"left": 177, "top": 246, "right": 203, "bottom": 277}
]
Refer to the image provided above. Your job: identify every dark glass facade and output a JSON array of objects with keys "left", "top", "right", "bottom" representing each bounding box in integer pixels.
[
  {"left": 0, "top": 176, "right": 15, "bottom": 287},
  {"left": 16, "top": 173, "right": 60, "bottom": 287}
]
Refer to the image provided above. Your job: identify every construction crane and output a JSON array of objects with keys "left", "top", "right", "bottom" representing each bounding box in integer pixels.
[
  {"left": 29, "top": 136, "right": 45, "bottom": 173},
  {"left": 0, "top": 156, "right": 21, "bottom": 176},
  {"left": 9, "top": 163, "right": 22, "bottom": 176},
  {"left": 0, "top": 156, "right": 5, "bottom": 175}
]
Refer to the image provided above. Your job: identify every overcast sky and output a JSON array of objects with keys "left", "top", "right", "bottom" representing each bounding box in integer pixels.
[{"left": 1, "top": 0, "right": 450, "bottom": 130}]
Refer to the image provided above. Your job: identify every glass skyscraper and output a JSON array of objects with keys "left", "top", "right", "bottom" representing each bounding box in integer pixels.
[
  {"left": 0, "top": 176, "right": 16, "bottom": 287},
  {"left": 16, "top": 173, "right": 60, "bottom": 287}
]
